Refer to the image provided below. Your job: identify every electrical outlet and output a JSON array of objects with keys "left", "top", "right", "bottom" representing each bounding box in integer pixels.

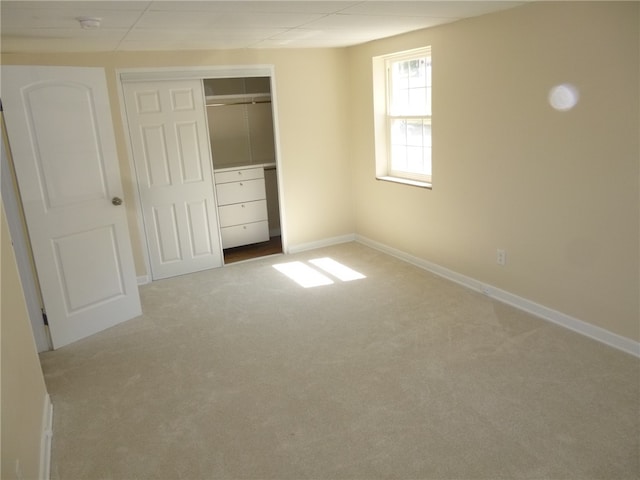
[{"left": 497, "top": 249, "right": 506, "bottom": 266}]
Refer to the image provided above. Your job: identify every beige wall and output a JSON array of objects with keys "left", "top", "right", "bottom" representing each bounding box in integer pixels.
[
  {"left": 1, "top": 48, "right": 354, "bottom": 274},
  {"left": 1, "top": 200, "right": 49, "bottom": 480},
  {"left": 1, "top": 1, "right": 638, "bottom": 345},
  {"left": 348, "top": 1, "right": 639, "bottom": 341}
]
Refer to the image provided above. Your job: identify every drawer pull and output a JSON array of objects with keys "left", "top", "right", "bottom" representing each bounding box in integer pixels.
[
  {"left": 239, "top": 182, "right": 243, "bottom": 186},
  {"left": 243, "top": 226, "right": 247, "bottom": 229},
  {"left": 241, "top": 204, "right": 245, "bottom": 208}
]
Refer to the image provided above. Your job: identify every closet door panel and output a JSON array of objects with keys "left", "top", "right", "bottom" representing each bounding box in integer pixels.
[
  {"left": 124, "top": 79, "right": 223, "bottom": 280},
  {"left": 176, "top": 121, "right": 205, "bottom": 183},
  {"left": 140, "top": 125, "right": 171, "bottom": 187}
]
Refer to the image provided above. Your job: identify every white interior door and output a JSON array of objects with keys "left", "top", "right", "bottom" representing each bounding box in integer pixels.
[
  {"left": 123, "top": 79, "right": 223, "bottom": 280},
  {"left": 1, "top": 66, "right": 142, "bottom": 349}
]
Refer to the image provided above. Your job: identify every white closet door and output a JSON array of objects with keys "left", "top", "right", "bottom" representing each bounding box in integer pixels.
[
  {"left": 123, "top": 79, "right": 223, "bottom": 280},
  {"left": 1, "top": 66, "right": 142, "bottom": 349}
]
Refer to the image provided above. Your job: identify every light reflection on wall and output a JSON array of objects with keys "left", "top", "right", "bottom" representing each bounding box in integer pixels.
[{"left": 548, "top": 83, "right": 579, "bottom": 111}]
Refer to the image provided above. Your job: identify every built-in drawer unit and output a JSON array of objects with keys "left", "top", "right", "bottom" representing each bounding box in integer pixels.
[
  {"left": 216, "top": 179, "right": 266, "bottom": 206},
  {"left": 218, "top": 200, "right": 268, "bottom": 228},
  {"left": 214, "top": 167, "right": 264, "bottom": 184},
  {"left": 214, "top": 166, "right": 269, "bottom": 249},
  {"left": 220, "top": 221, "right": 269, "bottom": 249}
]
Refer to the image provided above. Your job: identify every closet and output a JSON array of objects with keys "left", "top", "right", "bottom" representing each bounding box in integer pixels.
[
  {"left": 204, "top": 77, "right": 282, "bottom": 263},
  {"left": 122, "top": 71, "right": 283, "bottom": 281}
]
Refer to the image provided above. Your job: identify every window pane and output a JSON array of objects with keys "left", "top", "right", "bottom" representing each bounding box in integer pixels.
[
  {"left": 390, "top": 118, "right": 431, "bottom": 176},
  {"left": 423, "top": 122, "right": 432, "bottom": 148},
  {"left": 409, "top": 58, "right": 426, "bottom": 88},
  {"left": 406, "top": 119, "right": 424, "bottom": 147},
  {"left": 391, "top": 145, "right": 407, "bottom": 171},
  {"left": 422, "top": 122, "right": 432, "bottom": 176},
  {"left": 407, "top": 146, "right": 424, "bottom": 172},
  {"left": 390, "top": 88, "right": 409, "bottom": 115},
  {"left": 407, "top": 88, "right": 426, "bottom": 115},
  {"left": 390, "top": 118, "right": 407, "bottom": 144},
  {"left": 390, "top": 56, "right": 430, "bottom": 116},
  {"left": 393, "top": 60, "right": 409, "bottom": 82}
]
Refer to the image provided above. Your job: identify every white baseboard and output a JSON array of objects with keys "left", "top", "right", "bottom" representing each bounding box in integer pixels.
[
  {"left": 137, "top": 275, "right": 151, "bottom": 286},
  {"left": 39, "top": 394, "right": 53, "bottom": 480},
  {"left": 356, "top": 235, "right": 640, "bottom": 358},
  {"left": 287, "top": 234, "right": 356, "bottom": 254}
]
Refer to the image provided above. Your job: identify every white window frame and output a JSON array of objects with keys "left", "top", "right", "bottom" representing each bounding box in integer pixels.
[{"left": 373, "top": 47, "right": 432, "bottom": 188}]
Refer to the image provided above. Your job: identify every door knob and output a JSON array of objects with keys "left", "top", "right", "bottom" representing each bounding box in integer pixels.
[{"left": 112, "top": 197, "right": 123, "bottom": 206}]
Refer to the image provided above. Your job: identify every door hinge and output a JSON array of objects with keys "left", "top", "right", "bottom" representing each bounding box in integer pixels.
[{"left": 41, "top": 309, "right": 49, "bottom": 326}]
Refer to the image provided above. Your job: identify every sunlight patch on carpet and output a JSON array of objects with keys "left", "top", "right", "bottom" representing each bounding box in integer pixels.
[
  {"left": 273, "top": 258, "right": 365, "bottom": 288},
  {"left": 309, "top": 257, "right": 366, "bottom": 281},
  {"left": 273, "top": 261, "right": 334, "bottom": 288}
]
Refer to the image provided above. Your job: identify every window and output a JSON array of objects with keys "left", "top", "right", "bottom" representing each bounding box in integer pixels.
[{"left": 373, "top": 47, "right": 432, "bottom": 187}]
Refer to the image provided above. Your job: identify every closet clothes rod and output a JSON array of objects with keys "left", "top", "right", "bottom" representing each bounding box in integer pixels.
[{"left": 206, "top": 100, "right": 272, "bottom": 107}]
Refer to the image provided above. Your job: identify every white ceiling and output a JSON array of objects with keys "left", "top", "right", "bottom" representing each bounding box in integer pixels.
[{"left": 1, "top": 1, "right": 525, "bottom": 53}]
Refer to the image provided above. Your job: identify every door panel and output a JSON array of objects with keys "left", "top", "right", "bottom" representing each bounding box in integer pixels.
[
  {"left": 1, "top": 66, "right": 142, "bottom": 349},
  {"left": 123, "top": 79, "right": 223, "bottom": 280},
  {"left": 53, "top": 226, "right": 125, "bottom": 312},
  {"left": 141, "top": 125, "right": 171, "bottom": 187},
  {"left": 176, "top": 121, "right": 204, "bottom": 183},
  {"left": 27, "top": 83, "right": 108, "bottom": 208},
  {"left": 153, "top": 204, "right": 181, "bottom": 263},
  {"left": 186, "top": 200, "right": 214, "bottom": 256}
]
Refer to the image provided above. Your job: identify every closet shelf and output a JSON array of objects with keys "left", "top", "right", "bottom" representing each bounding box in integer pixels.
[
  {"left": 214, "top": 162, "right": 276, "bottom": 173},
  {"left": 206, "top": 93, "right": 271, "bottom": 107}
]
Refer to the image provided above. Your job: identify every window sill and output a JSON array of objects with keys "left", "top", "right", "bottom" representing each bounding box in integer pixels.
[{"left": 376, "top": 176, "right": 432, "bottom": 189}]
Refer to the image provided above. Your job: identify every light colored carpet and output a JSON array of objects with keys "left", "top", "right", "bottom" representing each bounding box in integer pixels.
[{"left": 40, "top": 242, "right": 639, "bottom": 480}]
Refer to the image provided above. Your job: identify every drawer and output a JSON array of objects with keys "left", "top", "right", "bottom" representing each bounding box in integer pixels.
[
  {"left": 214, "top": 167, "right": 264, "bottom": 185},
  {"left": 221, "top": 221, "right": 269, "bottom": 249},
  {"left": 218, "top": 200, "right": 267, "bottom": 228},
  {"left": 216, "top": 178, "right": 266, "bottom": 206}
]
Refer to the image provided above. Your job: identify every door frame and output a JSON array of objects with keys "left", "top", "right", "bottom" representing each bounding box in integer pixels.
[
  {"left": 1, "top": 117, "right": 52, "bottom": 352},
  {"left": 116, "top": 65, "right": 288, "bottom": 283}
]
